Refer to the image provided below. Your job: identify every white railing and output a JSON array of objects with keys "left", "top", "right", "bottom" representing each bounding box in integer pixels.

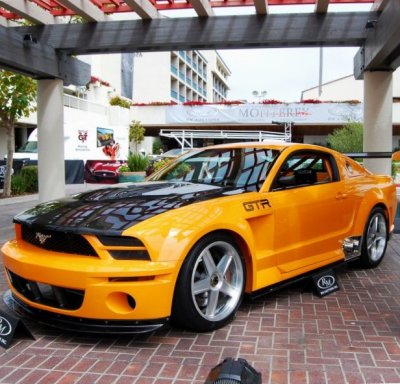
[
  {"left": 63, "top": 94, "right": 108, "bottom": 115},
  {"left": 160, "top": 128, "right": 289, "bottom": 149}
]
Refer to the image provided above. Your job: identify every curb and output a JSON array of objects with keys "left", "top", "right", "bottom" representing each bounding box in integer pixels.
[{"left": 0, "top": 183, "right": 105, "bottom": 206}]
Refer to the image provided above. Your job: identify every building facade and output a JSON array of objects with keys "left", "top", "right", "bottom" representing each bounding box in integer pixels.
[
  {"left": 301, "top": 70, "right": 400, "bottom": 103},
  {"left": 0, "top": 49, "right": 231, "bottom": 159},
  {"left": 82, "top": 50, "right": 231, "bottom": 105}
]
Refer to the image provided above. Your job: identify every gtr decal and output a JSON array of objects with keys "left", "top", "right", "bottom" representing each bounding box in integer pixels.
[{"left": 243, "top": 199, "right": 271, "bottom": 212}]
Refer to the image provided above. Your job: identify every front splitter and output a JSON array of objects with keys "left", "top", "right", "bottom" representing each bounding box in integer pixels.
[{"left": 3, "top": 290, "right": 169, "bottom": 334}]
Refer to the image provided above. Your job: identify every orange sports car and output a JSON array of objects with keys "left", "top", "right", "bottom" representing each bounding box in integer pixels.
[{"left": 1, "top": 142, "right": 397, "bottom": 333}]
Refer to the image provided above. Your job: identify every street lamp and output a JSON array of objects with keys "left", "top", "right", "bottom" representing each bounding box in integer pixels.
[{"left": 252, "top": 90, "right": 267, "bottom": 101}]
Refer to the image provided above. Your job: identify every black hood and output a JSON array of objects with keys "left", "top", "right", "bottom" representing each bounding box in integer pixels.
[{"left": 15, "top": 182, "right": 244, "bottom": 235}]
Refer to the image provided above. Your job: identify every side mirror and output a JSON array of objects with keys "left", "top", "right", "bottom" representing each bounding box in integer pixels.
[{"left": 278, "top": 174, "right": 296, "bottom": 187}]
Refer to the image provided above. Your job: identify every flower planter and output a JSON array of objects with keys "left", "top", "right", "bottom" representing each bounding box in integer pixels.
[{"left": 119, "top": 171, "right": 145, "bottom": 183}]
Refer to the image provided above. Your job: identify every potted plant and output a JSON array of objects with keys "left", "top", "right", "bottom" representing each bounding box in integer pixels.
[{"left": 119, "top": 153, "right": 149, "bottom": 182}]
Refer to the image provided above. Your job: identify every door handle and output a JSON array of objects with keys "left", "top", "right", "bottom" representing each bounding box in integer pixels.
[{"left": 336, "top": 192, "right": 348, "bottom": 200}]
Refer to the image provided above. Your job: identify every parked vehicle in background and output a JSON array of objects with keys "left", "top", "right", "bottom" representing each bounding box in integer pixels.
[
  {"left": 1, "top": 142, "right": 397, "bottom": 333},
  {"left": 161, "top": 148, "right": 189, "bottom": 158}
]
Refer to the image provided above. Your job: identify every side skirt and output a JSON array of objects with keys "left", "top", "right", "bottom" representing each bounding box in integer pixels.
[{"left": 248, "top": 259, "right": 353, "bottom": 300}]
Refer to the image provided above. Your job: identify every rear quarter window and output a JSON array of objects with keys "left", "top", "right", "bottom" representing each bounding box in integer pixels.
[{"left": 342, "top": 157, "right": 368, "bottom": 178}]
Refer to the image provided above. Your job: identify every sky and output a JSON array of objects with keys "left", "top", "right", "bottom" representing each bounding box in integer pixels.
[
  {"left": 208, "top": 3, "right": 372, "bottom": 103},
  {"left": 219, "top": 46, "right": 360, "bottom": 102}
]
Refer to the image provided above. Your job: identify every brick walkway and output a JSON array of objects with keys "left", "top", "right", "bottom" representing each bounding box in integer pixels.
[{"left": 0, "top": 231, "right": 399, "bottom": 383}]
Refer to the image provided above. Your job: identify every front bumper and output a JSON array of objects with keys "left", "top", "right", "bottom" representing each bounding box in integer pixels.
[
  {"left": 4, "top": 290, "right": 168, "bottom": 334},
  {"left": 2, "top": 239, "right": 178, "bottom": 326}
]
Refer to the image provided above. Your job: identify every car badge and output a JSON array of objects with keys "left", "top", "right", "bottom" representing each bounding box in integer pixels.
[{"left": 35, "top": 232, "right": 52, "bottom": 245}]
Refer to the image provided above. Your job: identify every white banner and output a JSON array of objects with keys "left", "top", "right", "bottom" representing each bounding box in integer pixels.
[{"left": 166, "top": 103, "right": 363, "bottom": 125}]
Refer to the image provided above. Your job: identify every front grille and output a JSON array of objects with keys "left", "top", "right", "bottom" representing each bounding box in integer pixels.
[
  {"left": 21, "top": 225, "right": 97, "bottom": 256},
  {"left": 93, "top": 170, "right": 116, "bottom": 178},
  {"left": 6, "top": 269, "right": 84, "bottom": 310}
]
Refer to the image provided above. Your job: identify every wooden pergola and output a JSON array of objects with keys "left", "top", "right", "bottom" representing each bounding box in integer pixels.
[
  {"left": 1, "top": 0, "right": 398, "bottom": 202},
  {"left": 0, "top": 0, "right": 398, "bottom": 85}
]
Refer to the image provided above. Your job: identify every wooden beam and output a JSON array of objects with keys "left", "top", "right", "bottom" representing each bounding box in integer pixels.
[
  {"left": 15, "top": 12, "right": 374, "bottom": 56},
  {"left": 253, "top": 0, "right": 267, "bottom": 15},
  {"left": 0, "top": 0, "right": 55, "bottom": 25},
  {"left": 0, "top": 25, "right": 90, "bottom": 85},
  {"left": 188, "top": 0, "right": 214, "bottom": 17},
  {"left": 56, "top": 0, "right": 107, "bottom": 22},
  {"left": 371, "top": 0, "right": 389, "bottom": 12},
  {"left": 354, "top": 0, "right": 400, "bottom": 78},
  {"left": 315, "top": 0, "right": 329, "bottom": 13},
  {"left": 124, "top": 0, "right": 160, "bottom": 19}
]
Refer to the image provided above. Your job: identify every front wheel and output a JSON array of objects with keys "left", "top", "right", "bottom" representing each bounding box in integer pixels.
[
  {"left": 359, "top": 207, "right": 388, "bottom": 268},
  {"left": 172, "top": 233, "right": 246, "bottom": 332}
]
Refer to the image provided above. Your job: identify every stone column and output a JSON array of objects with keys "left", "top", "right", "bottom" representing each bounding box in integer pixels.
[
  {"left": 37, "top": 79, "right": 65, "bottom": 202},
  {"left": 363, "top": 71, "right": 393, "bottom": 175}
]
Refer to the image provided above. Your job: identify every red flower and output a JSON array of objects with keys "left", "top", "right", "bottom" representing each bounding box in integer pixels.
[
  {"left": 260, "top": 99, "right": 283, "bottom": 105},
  {"left": 302, "top": 99, "right": 322, "bottom": 104},
  {"left": 89, "top": 76, "right": 110, "bottom": 87}
]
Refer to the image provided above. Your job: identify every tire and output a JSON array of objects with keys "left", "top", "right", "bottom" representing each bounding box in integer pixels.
[
  {"left": 172, "top": 233, "right": 246, "bottom": 332},
  {"left": 359, "top": 207, "right": 388, "bottom": 268}
]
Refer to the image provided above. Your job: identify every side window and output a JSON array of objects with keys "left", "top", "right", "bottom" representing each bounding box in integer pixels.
[{"left": 271, "top": 151, "right": 338, "bottom": 190}]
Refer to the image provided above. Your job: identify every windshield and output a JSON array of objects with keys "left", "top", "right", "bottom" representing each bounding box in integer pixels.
[
  {"left": 148, "top": 147, "right": 279, "bottom": 191},
  {"left": 19, "top": 141, "right": 38, "bottom": 153}
]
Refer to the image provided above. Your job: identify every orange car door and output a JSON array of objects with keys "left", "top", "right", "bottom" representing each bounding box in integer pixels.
[{"left": 268, "top": 151, "right": 351, "bottom": 278}]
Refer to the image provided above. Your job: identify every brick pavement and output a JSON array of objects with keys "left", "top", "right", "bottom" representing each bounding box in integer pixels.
[{"left": 0, "top": 227, "right": 399, "bottom": 383}]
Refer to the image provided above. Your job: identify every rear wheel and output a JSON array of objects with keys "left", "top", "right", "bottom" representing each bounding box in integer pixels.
[
  {"left": 172, "top": 233, "right": 245, "bottom": 332},
  {"left": 359, "top": 207, "right": 388, "bottom": 268}
]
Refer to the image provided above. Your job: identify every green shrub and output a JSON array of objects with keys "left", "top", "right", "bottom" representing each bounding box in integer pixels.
[
  {"left": 118, "top": 164, "right": 130, "bottom": 173},
  {"left": 11, "top": 165, "right": 38, "bottom": 195},
  {"left": 327, "top": 121, "right": 363, "bottom": 153},
  {"left": 109, "top": 95, "right": 131, "bottom": 109},
  {"left": 152, "top": 138, "right": 166, "bottom": 155},
  {"left": 21, "top": 165, "right": 38, "bottom": 192},
  {"left": 393, "top": 161, "right": 400, "bottom": 177},
  {"left": 127, "top": 153, "right": 149, "bottom": 172},
  {"left": 11, "top": 173, "right": 26, "bottom": 195},
  {"left": 152, "top": 158, "right": 172, "bottom": 172}
]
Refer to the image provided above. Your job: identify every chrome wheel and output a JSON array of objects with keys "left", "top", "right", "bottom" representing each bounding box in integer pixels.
[
  {"left": 360, "top": 208, "right": 388, "bottom": 268},
  {"left": 191, "top": 241, "right": 244, "bottom": 322},
  {"left": 172, "top": 233, "right": 246, "bottom": 331},
  {"left": 365, "top": 211, "right": 387, "bottom": 263}
]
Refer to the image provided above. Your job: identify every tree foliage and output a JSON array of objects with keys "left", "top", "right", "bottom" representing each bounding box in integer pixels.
[
  {"left": 152, "top": 137, "right": 166, "bottom": 155},
  {"left": 0, "top": 70, "right": 36, "bottom": 197},
  {"left": 129, "top": 120, "right": 145, "bottom": 153},
  {"left": 327, "top": 121, "right": 363, "bottom": 153}
]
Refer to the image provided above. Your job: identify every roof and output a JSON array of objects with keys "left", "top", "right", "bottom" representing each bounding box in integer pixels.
[{"left": 0, "top": 1, "right": 377, "bottom": 23}]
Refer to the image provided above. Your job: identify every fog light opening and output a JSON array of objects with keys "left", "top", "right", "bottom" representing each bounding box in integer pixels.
[
  {"left": 105, "top": 292, "right": 136, "bottom": 314},
  {"left": 127, "top": 294, "right": 136, "bottom": 310}
]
